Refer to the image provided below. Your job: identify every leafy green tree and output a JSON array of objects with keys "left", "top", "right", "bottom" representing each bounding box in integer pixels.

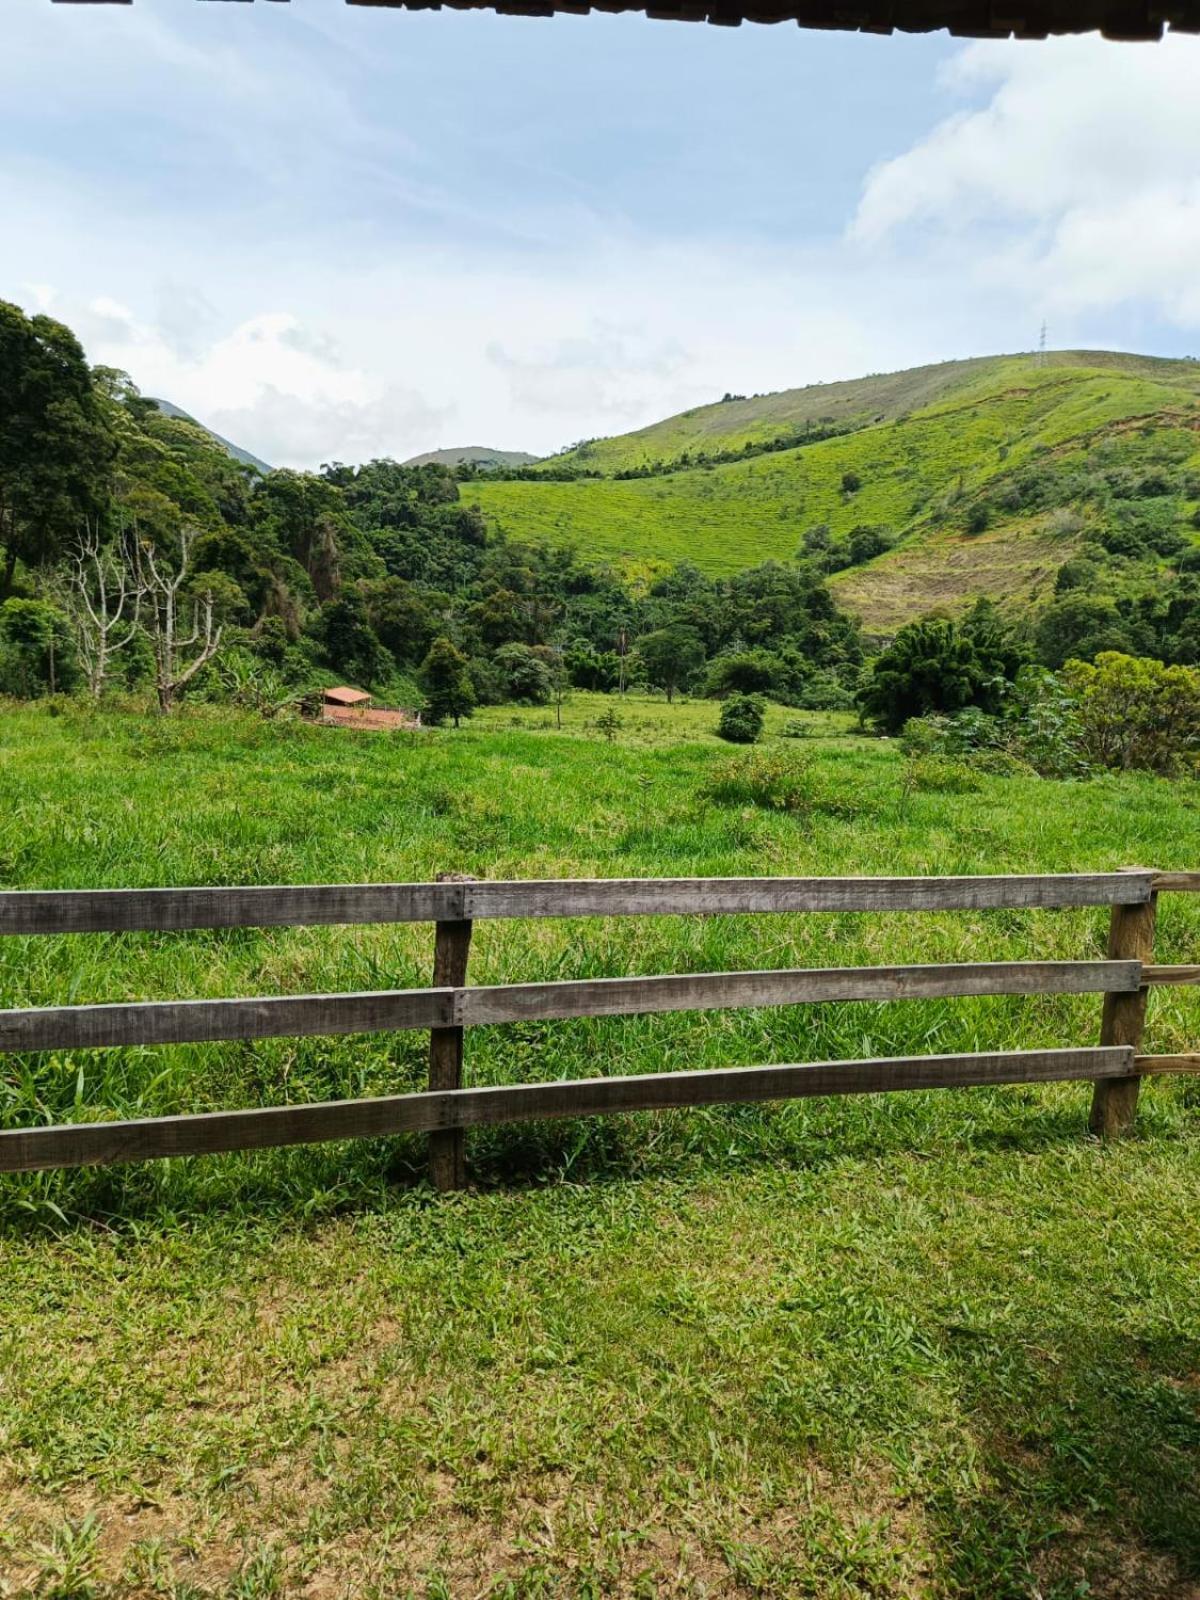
[
  {"left": 494, "top": 642, "right": 553, "bottom": 704},
  {"left": 0, "top": 300, "right": 114, "bottom": 591},
  {"left": 858, "top": 615, "right": 1020, "bottom": 734},
  {"left": 841, "top": 471, "right": 862, "bottom": 495},
  {"left": 716, "top": 693, "right": 765, "bottom": 744},
  {"left": 420, "top": 636, "right": 475, "bottom": 727},
  {"left": 1035, "top": 594, "right": 1133, "bottom": 668},
  {"left": 636, "top": 626, "right": 704, "bottom": 703},
  {"left": 847, "top": 525, "right": 892, "bottom": 565},
  {"left": 1063, "top": 652, "right": 1200, "bottom": 774},
  {"left": 0, "top": 597, "right": 78, "bottom": 697},
  {"left": 320, "top": 592, "right": 393, "bottom": 689}
]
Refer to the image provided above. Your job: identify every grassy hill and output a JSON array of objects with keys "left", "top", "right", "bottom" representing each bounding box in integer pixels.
[{"left": 469, "top": 354, "right": 1200, "bottom": 629}]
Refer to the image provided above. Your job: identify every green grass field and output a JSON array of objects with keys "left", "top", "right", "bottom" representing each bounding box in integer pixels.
[
  {"left": 2, "top": 699, "right": 1200, "bottom": 1597},
  {"left": 470, "top": 358, "right": 1200, "bottom": 626}
]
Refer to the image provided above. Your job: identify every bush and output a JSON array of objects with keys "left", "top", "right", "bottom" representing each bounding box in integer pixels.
[
  {"left": 703, "top": 748, "right": 854, "bottom": 815},
  {"left": 715, "top": 693, "right": 765, "bottom": 744},
  {"left": 965, "top": 502, "right": 991, "bottom": 535},
  {"left": 1063, "top": 652, "right": 1200, "bottom": 774},
  {"left": 859, "top": 612, "right": 1024, "bottom": 734}
]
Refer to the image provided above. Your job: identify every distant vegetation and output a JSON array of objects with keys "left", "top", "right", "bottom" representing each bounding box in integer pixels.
[
  {"left": 0, "top": 299, "right": 864, "bottom": 723},
  {"left": 3, "top": 299, "right": 1199, "bottom": 768}
]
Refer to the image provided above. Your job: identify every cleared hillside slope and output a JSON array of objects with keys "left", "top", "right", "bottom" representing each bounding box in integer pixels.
[{"left": 470, "top": 355, "right": 1200, "bottom": 628}]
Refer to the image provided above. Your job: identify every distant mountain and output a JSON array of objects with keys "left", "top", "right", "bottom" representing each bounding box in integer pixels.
[
  {"left": 149, "top": 399, "right": 273, "bottom": 476},
  {"left": 403, "top": 445, "right": 539, "bottom": 470}
]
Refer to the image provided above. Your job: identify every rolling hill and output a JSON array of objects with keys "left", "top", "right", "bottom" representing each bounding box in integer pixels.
[{"left": 468, "top": 353, "right": 1200, "bottom": 630}]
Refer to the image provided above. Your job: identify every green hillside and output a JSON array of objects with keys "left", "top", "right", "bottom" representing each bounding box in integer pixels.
[{"left": 469, "top": 354, "right": 1200, "bottom": 628}]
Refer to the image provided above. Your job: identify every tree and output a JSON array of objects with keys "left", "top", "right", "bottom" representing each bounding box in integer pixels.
[
  {"left": 841, "top": 471, "right": 862, "bottom": 495},
  {"left": 54, "top": 520, "right": 143, "bottom": 697},
  {"left": 320, "top": 592, "right": 393, "bottom": 688},
  {"left": 0, "top": 301, "right": 115, "bottom": 592},
  {"left": 1063, "top": 652, "right": 1200, "bottom": 774},
  {"left": 716, "top": 693, "right": 765, "bottom": 744},
  {"left": 858, "top": 615, "right": 1020, "bottom": 734},
  {"left": 636, "top": 626, "right": 704, "bottom": 703},
  {"left": 0, "top": 597, "right": 77, "bottom": 697},
  {"left": 421, "top": 636, "right": 475, "bottom": 727},
  {"left": 135, "top": 527, "right": 226, "bottom": 712},
  {"left": 495, "top": 641, "right": 553, "bottom": 704}
]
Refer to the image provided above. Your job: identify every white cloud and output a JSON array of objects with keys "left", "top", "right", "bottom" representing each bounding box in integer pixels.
[{"left": 851, "top": 34, "right": 1200, "bottom": 327}]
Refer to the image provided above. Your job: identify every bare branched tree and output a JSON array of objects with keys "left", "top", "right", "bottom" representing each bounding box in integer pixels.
[
  {"left": 54, "top": 518, "right": 144, "bottom": 698},
  {"left": 136, "top": 526, "right": 224, "bottom": 713}
]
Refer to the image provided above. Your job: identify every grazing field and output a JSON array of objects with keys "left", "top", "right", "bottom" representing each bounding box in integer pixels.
[{"left": 2, "top": 699, "right": 1200, "bottom": 1598}]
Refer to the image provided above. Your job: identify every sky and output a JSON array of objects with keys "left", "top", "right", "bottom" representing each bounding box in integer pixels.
[{"left": 3, "top": 1, "right": 1200, "bottom": 469}]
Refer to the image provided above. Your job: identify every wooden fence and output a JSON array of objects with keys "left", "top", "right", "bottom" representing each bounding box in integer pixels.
[{"left": 1, "top": 869, "right": 1197, "bottom": 1189}]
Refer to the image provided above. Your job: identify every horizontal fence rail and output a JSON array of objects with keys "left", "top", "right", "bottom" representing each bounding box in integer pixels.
[
  {"left": 0, "top": 961, "right": 1146, "bottom": 1054},
  {"left": 0, "top": 871, "right": 1159, "bottom": 936},
  {"left": 0, "top": 1048, "right": 1139, "bottom": 1174},
  {"left": 0, "top": 870, "right": 1196, "bottom": 1187}
]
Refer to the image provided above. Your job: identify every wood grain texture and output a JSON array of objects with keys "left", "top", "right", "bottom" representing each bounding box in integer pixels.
[
  {"left": 0, "top": 961, "right": 1140, "bottom": 1054},
  {"left": 1143, "top": 965, "right": 1200, "bottom": 986},
  {"left": 0, "top": 883, "right": 463, "bottom": 936},
  {"left": 1150, "top": 872, "right": 1200, "bottom": 894},
  {"left": 460, "top": 961, "right": 1141, "bottom": 1026},
  {"left": 428, "top": 873, "right": 476, "bottom": 1192},
  {"left": 0, "top": 871, "right": 1154, "bottom": 936},
  {"left": 1091, "top": 892, "right": 1158, "bottom": 1137},
  {"left": 0, "top": 989, "right": 453, "bottom": 1052},
  {"left": 1137, "top": 1054, "right": 1200, "bottom": 1074},
  {"left": 0, "top": 1047, "right": 1136, "bottom": 1174},
  {"left": 463, "top": 874, "right": 1153, "bottom": 920}
]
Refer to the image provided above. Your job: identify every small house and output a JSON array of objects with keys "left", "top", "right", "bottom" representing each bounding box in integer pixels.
[{"left": 320, "top": 687, "right": 421, "bottom": 731}]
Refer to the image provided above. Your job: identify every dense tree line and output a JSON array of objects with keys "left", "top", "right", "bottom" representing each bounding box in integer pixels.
[{"left": 0, "top": 300, "right": 863, "bottom": 719}]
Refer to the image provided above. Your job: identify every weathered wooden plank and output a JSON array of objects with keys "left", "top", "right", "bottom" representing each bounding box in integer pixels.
[
  {"left": 0, "top": 961, "right": 1140, "bottom": 1054},
  {"left": 0, "top": 989, "right": 453, "bottom": 1053},
  {"left": 428, "top": 873, "right": 475, "bottom": 1192},
  {"left": 1091, "top": 891, "right": 1158, "bottom": 1137},
  {"left": 0, "top": 1047, "right": 1136, "bottom": 1173},
  {"left": 461, "top": 961, "right": 1141, "bottom": 1026},
  {"left": 1150, "top": 872, "right": 1200, "bottom": 894},
  {"left": 0, "top": 883, "right": 463, "bottom": 936},
  {"left": 0, "top": 872, "right": 1154, "bottom": 936},
  {"left": 1143, "top": 965, "right": 1200, "bottom": 986},
  {"left": 465, "top": 874, "right": 1153, "bottom": 919},
  {"left": 1137, "top": 1054, "right": 1200, "bottom": 1074}
]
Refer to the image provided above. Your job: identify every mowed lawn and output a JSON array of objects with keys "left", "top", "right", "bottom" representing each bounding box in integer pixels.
[{"left": 2, "top": 699, "right": 1200, "bottom": 1598}]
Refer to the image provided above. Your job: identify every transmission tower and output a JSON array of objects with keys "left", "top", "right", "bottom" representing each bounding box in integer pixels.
[{"left": 1038, "top": 322, "right": 1047, "bottom": 366}]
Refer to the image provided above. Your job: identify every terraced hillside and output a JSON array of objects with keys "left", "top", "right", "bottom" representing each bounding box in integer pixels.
[{"left": 470, "top": 354, "right": 1200, "bottom": 629}]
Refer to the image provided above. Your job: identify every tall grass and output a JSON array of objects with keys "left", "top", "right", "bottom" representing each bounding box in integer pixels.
[{"left": 1, "top": 698, "right": 1197, "bottom": 1224}]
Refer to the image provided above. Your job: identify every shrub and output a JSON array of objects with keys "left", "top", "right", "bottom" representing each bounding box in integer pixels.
[
  {"left": 903, "top": 755, "right": 983, "bottom": 794},
  {"left": 841, "top": 471, "right": 862, "bottom": 495},
  {"left": 1062, "top": 652, "right": 1200, "bottom": 774},
  {"left": 965, "top": 502, "right": 992, "bottom": 536},
  {"left": 703, "top": 748, "right": 854, "bottom": 815},
  {"left": 716, "top": 693, "right": 765, "bottom": 744},
  {"left": 858, "top": 613, "right": 1023, "bottom": 734}
]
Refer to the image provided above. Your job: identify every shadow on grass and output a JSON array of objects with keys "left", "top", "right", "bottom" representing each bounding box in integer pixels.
[{"left": 927, "top": 1324, "right": 1200, "bottom": 1599}]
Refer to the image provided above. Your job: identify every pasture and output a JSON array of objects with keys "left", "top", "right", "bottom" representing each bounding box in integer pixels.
[{"left": 1, "top": 698, "right": 1199, "bottom": 1598}]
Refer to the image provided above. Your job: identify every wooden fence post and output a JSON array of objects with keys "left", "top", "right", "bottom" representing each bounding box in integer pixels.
[
  {"left": 428, "top": 873, "right": 475, "bottom": 1190},
  {"left": 1090, "top": 873, "right": 1157, "bottom": 1138}
]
